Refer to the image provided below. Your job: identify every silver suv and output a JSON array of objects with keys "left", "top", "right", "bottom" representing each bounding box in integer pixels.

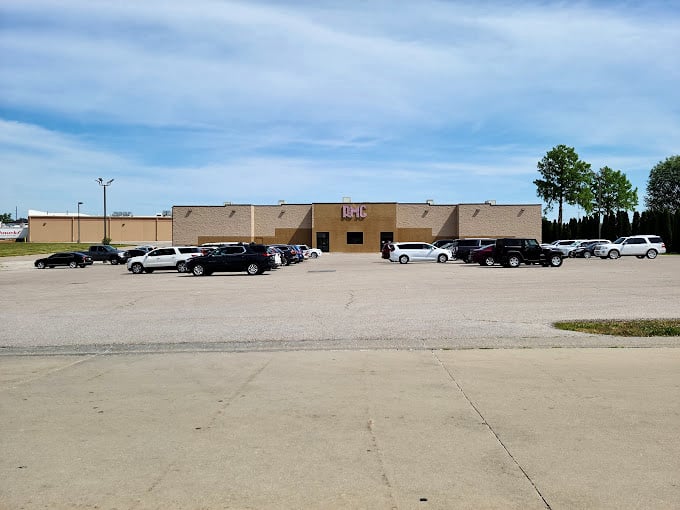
[
  {"left": 594, "top": 235, "right": 666, "bottom": 259},
  {"left": 126, "top": 246, "right": 203, "bottom": 273}
]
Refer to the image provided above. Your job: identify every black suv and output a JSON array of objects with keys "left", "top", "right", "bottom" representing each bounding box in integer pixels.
[
  {"left": 493, "top": 238, "right": 563, "bottom": 267},
  {"left": 185, "top": 243, "right": 274, "bottom": 276}
]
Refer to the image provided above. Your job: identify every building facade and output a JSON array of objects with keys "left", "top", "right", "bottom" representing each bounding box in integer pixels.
[
  {"left": 173, "top": 201, "right": 542, "bottom": 253},
  {"left": 27, "top": 215, "right": 172, "bottom": 243}
]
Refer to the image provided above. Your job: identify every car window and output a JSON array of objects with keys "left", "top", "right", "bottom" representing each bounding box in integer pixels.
[
  {"left": 626, "top": 238, "right": 645, "bottom": 244},
  {"left": 526, "top": 239, "right": 539, "bottom": 248},
  {"left": 224, "top": 246, "right": 245, "bottom": 254},
  {"left": 648, "top": 237, "right": 662, "bottom": 243}
]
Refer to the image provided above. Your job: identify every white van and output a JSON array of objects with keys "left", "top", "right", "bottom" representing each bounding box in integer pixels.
[{"left": 387, "top": 242, "right": 452, "bottom": 264}]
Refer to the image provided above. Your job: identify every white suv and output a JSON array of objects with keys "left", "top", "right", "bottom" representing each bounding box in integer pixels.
[
  {"left": 594, "top": 235, "right": 666, "bottom": 259},
  {"left": 387, "top": 242, "right": 452, "bottom": 264},
  {"left": 126, "top": 246, "right": 203, "bottom": 273},
  {"left": 298, "top": 244, "right": 322, "bottom": 259}
]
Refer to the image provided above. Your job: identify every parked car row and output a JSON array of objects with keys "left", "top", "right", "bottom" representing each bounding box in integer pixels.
[
  {"left": 383, "top": 235, "right": 667, "bottom": 268},
  {"left": 33, "top": 242, "right": 322, "bottom": 275},
  {"left": 541, "top": 236, "right": 666, "bottom": 260}
]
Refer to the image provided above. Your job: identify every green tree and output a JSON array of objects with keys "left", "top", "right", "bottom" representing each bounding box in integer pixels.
[
  {"left": 583, "top": 166, "right": 638, "bottom": 237},
  {"left": 645, "top": 155, "right": 680, "bottom": 211},
  {"left": 534, "top": 145, "right": 591, "bottom": 230},
  {"left": 0, "top": 213, "right": 12, "bottom": 223}
]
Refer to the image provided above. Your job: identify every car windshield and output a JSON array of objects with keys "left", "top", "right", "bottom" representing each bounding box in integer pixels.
[{"left": 613, "top": 237, "right": 625, "bottom": 244}]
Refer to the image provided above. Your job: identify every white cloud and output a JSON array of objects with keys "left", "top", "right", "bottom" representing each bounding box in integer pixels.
[{"left": 1, "top": 1, "right": 678, "bottom": 218}]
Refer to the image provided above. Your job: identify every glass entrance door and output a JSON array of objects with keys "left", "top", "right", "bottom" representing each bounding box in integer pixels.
[{"left": 316, "top": 232, "right": 329, "bottom": 252}]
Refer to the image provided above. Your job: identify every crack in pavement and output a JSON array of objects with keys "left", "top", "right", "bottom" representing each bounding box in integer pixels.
[{"left": 432, "top": 351, "right": 553, "bottom": 510}]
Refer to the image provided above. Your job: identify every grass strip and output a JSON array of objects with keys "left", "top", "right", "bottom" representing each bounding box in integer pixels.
[
  {"left": 0, "top": 243, "right": 126, "bottom": 257},
  {"left": 554, "top": 319, "right": 680, "bottom": 337}
]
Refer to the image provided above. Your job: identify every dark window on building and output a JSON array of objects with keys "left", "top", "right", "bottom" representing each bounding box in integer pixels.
[{"left": 347, "top": 232, "right": 364, "bottom": 244}]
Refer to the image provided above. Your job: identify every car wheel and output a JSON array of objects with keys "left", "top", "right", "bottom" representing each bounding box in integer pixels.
[
  {"left": 246, "top": 263, "right": 260, "bottom": 275},
  {"left": 192, "top": 264, "right": 206, "bottom": 276},
  {"left": 110, "top": 258, "right": 119, "bottom": 265},
  {"left": 36, "top": 261, "right": 45, "bottom": 269},
  {"left": 131, "top": 263, "right": 144, "bottom": 274},
  {"left": 583, "top": 252, "right": 592, "bottom": 259},
  {"left": 399, "top": 255, "right": 409, "bottom": 264},
  {"left": 311, "top": 252, "right": 318, "bottom": 259},
  {"left": 508, "top": 255, "right": 521, "bottom": 268},
  {"left": 437, "top": 254, "right": 448, "bottom": 263},
  {"left": 608, "top": 250, "right": 620, "bottom": 259},
  {"left": 79, "top": 264, "right": 86, "bottom": 268},
  {"left": 483, "top": 256, "right": 494, "bottom": 266},
  {"left": 177, "top": 261, "right": 187, "bottom": 273},
  {"left": 568, "top": 252, "right": 575, "bottom": 258},
  {"left": 646, "top": 249, "right": 658, "bottom": 259},
  {"left": 69, "top": 261, "right": 77, "bottom": 268},
  {"left": 550, "top": 255, "right": 563, "bottom": 267}
]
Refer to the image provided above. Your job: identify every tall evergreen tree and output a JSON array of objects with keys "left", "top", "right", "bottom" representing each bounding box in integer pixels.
[{"left": 632, "top": 211, "right": 641, "bottom": 235}]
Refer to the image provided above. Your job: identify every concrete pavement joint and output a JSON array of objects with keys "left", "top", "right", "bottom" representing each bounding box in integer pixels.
[
  {"left": 366, "top": 417, "right": 397, "bottom": 508},
  {"left": 432, "top": 351, "right": 553, "bottom": 510},
  {"left": 204, "top": 357, "right": 272, "bottom": 431},
  {"left": 2, "top": 347, "right": 111, "bottom": 390}
]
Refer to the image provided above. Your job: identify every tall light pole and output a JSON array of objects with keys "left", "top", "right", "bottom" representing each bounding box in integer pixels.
[
  {"left": 96, "top": 178, "right": 114, "bottom": 243},
  {"left": 77, "top": 201, "right": 83, "bottom": 243}
]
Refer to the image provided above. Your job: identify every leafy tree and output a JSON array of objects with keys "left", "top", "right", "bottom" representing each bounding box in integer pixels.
[
  {"left": 534, "top": 145, "right": 591, "bottom": 230},
  {"left": 645, "top": 155, "right": 680, "bottom": 211},
  {"left": 0, "top": 213, "right": 12, "bottom": 224},
  {"left": 582, "top": 166, "right": 638, "bottom": 237}
]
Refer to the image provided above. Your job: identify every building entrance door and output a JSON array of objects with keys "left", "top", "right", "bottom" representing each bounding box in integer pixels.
[
  {"left": 316, "top": 232, "right": 329, "bottom": 252},
  {"left": 380, "top": 231, "right": 394, "bottom": 250}
]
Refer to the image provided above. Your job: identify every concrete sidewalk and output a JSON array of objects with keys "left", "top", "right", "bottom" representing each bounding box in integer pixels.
[{"left": 2, "top": 348, "right": 678, "bottom": 509}]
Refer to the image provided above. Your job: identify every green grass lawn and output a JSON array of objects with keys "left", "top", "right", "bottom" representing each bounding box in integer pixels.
[
  {"left": 554, "top": 319, "right": 680, "bottom": 336},
  {"left": 0, "top": 243, "right": 126, "bottom": 257}
]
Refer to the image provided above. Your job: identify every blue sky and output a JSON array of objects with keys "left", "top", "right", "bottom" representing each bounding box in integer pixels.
[{"left": 1, "top": 0, "right": 679, "bottom": 219}]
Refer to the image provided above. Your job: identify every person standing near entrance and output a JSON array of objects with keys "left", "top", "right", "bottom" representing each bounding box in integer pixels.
[{"left": 381, "top": 241, "right": 392, "bottom": 260}]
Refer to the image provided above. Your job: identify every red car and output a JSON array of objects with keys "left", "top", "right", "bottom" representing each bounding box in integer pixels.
[{"left": 471, "top": 244, "right": 496, "bottom": 266}]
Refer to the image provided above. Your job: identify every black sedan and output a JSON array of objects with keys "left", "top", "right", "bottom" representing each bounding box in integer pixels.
[
  {"left": 184, "top": 243, "right": 274, "bottom": 276},
  {"left": 35, "top": 252, "right": 93, "bottom": 269}
]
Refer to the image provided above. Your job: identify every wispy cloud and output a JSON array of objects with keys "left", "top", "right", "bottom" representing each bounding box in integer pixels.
[{"left": 1, "top": 0, "right": 678, "bottom": 216}]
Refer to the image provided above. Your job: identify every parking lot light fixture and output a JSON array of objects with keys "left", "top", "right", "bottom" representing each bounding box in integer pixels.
[{"left": 95, "top": 178, "right": 114, "bottom": 243}]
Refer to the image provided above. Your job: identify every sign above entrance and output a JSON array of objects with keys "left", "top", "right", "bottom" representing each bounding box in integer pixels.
[{"left": 342, "top": 205, "right": 367, "bottom": 219}]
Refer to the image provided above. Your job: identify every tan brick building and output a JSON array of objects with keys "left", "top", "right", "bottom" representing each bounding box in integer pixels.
[
  {"left": 173, "top": 201, "right": 541, "bottom": 253},
  {"left": 27, "top": 215, "right": 172, "bottom": 243}
]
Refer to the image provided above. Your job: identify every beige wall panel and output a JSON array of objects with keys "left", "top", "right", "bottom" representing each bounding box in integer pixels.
[
  {"left": 253, "top": 205, "right": 312, "bottom": 237},
  {"left": 29, "top": 217, "right": 73, "bottom": 242},
  {"left": 396, "top": 228, "right": 435, "bottom": 243},
  {"left": 28, "top": 216, "right": 171, "bottom": 243},
  {"left": 457, "top": 204, "right": 542, "bottom": 241},
  {"left": 173, "top": 206, "right": 253, "bottom": 245},
  {"left": 313, "top": 203, "right": 397, "bottom": 252},
  {"left": 396, "top": 204, "right": 458, "bottom": 241}
]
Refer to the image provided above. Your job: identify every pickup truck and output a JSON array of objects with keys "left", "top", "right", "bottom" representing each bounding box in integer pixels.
[
  {"left": 86, "top": 245, "right": 124, "bottom": 264},
  {"left": 493, "top": 238, "right": 563, "bottom": 267}
]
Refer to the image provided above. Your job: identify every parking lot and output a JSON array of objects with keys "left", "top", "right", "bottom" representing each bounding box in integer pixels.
[
  {"left": 1, "top": 253, "right": 679, "bottom": 508},
  {"left": 1, "top": 252, "right": 679, "bottom": 351}
]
